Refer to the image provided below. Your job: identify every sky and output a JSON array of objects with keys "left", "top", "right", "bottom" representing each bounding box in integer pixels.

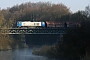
[{"left": 0, "top": 0, "right": 90, "bottom": 13}]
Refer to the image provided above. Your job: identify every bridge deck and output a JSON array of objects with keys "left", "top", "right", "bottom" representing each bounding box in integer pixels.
[{"left": 0, "top": 27, "right": 68, "bottom": 34}]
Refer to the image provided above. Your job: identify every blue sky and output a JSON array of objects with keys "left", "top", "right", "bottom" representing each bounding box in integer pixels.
[{"left": 0, "top": 0, "right": 90, "bottom": 13}]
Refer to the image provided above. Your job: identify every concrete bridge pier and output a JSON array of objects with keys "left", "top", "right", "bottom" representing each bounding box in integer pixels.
[
  {"left": 20, "top": 34, "right": 28, "bottom": 48},
  {"left": 56, "top": 34, "right": 64, "bottom": 44}
]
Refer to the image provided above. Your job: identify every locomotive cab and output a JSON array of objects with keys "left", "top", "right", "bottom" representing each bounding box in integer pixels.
[{"left": 17, "top": 21, "right": 22, "bottom": 27}]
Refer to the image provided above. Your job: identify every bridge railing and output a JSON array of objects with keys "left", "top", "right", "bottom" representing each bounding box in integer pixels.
[{"left": 0, "top": 27, "right": 68, "bottom": 34}]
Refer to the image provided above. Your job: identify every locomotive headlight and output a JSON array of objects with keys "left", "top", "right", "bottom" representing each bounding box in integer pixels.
[{"left": 41, "top": 22, "right": 45, "bottom": 27}]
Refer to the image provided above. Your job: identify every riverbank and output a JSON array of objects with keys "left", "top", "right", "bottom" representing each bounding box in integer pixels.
[
  {"left": 0, "top": 43, "right": 28, "bottom": 51},
  {"left": 32, "top": 45, "right": 61, "bottom": 59},
  {"left": 32, "top": 45, "right": 90, "bottom": 60},
  {"left": 0, "top": 46, "right": 12, "bottom": 51}
]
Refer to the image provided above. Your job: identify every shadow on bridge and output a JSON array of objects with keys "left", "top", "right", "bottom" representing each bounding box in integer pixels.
[{"left": 25, "top": 34, "right": 60, "bottom": 46}]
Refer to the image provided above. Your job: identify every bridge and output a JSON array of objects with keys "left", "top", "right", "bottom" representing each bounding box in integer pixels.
[
  {"left": 0, "top": 27, "right": 70, "bottom": 47},
  {"left": 0, "top": 27, "right": 68, "bottom": 34}
]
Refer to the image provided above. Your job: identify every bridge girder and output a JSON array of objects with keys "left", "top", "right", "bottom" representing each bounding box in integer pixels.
[{"left": 0, "top": 28, "right": 67, "bottom": 34}]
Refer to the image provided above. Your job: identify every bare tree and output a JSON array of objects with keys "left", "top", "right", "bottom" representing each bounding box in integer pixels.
[{"left": 85, "top": 5, "right": 90, "bottom": 17}]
